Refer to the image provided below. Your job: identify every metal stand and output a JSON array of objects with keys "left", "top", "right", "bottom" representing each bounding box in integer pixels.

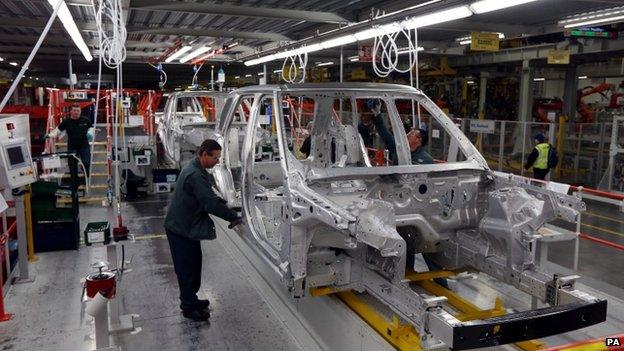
[
  {"left": 106, "top": 244, "right": 136, "bottom": 333},
  {"left": 13, "top": 192, "right": 34, "bottom": 284},
  {"left": 86, "top": 293, "right": 121, "bottom": 351}
]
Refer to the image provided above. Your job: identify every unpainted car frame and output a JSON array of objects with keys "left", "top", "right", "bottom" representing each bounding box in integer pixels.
[{"left": 203, "top": 83, "right": 603, "bottom": 350}]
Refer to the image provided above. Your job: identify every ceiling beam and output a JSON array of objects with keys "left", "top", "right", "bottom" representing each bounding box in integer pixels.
[
  {"left": 129, "top": 0, "right": 349, "bottom": 24},
  {"left": 0, "top": 33, "right": 171, "bottom": 48},
  {"left": 126, "top": 27, "right": 291, "bottom": 41}
]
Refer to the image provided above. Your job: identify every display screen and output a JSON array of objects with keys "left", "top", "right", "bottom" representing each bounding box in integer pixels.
[{"left": 6, "top": 146, "right": 25, "bottom": 166}]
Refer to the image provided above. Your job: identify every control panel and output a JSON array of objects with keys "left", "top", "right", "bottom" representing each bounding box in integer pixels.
[{"left": 0, "top": 137, "right": 36, "bottom": 188}]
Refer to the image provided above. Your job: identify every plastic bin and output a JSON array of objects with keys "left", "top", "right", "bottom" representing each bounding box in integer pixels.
[{"left": 84, "top": 221, "right": 111, "bottom": 246}]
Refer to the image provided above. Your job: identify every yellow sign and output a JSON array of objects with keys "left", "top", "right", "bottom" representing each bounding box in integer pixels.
[
  {"left": 351, "top": 68, "right": 366, "bottom": 80},
  {"left": 470, "top": 32, "right": 500, "bottom": 52},
  {"left": 547, "top": 49, "right": 570, "bottom": 64}
]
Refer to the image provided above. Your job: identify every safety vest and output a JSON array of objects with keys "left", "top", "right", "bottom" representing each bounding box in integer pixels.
[{"left": 534, "top": 143, "right": 550, "bottom": 170}]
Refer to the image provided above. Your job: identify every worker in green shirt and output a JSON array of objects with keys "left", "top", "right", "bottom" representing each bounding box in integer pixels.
[{"left": 164, "top": 139, "right": 241, "bottom": 321}]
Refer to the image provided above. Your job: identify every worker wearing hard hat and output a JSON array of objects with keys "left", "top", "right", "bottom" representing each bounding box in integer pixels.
[{"left": 524, "top": 133, "right": 557, "bottom": 180}]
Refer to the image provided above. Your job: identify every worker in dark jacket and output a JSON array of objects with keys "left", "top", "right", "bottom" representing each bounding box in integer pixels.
[
  {"left": 164, "top": 139, "right": 241, "bottom": 321},
  {"left": 524, "top": 133, "right": 551, "bottom": 180}
]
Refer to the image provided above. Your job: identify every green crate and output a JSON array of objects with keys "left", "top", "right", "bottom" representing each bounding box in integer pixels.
[
  {"left": 31, "top": 181, "right": 59, "bottom": 196},
  {"left": 84, "top": 221, "right": 110, "bottom": 246}
]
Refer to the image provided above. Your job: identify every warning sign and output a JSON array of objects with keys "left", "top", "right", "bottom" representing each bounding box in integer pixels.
[
  {"left": 470, "top": 32, "right": 500, "bottom": 52},
  {"left": 548, "top": 50, "right": 570, "bottom": 64},
  {"left": 358, "top": 45, "right": 373, "bottom": 62}
]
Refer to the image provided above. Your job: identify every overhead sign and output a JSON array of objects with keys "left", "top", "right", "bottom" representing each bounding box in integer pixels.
[
  {"left": 470, "top": 32, "right": 500, "bottom": 52},
  {"left": 469, "top": 120, "right": 496, "bottom": 134},
  {"left": 547, "top": 50, "right": 570, "bottom": 64}
]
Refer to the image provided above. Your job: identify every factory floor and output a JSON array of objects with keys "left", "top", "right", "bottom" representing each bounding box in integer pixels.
[{"left": 1, "top": 193, "right": 624, "bottom": 350}]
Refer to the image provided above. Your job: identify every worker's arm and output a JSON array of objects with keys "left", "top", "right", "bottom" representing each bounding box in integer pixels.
[
  {"left": 186, "top": 172, "right": 240, "bottom": 223},
  {"left": 46, "top": 119, "right": 67, "bottom": 138},
  {"left": 524, "top": 148, "right": 538, "bottom": 170},
  {"left": 87, "top": 127, "right": 95, "bottom": 142},
  {"left": 371, "top": 114, "right": 398, "bottom": 164}
]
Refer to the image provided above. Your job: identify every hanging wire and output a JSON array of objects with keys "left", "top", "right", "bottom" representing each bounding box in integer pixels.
[{"left": 281, "top": 53, "right": 308, "bottom": 84}]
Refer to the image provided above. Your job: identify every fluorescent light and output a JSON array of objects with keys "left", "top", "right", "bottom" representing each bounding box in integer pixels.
[
  {"left": 578, "top": 76, "right": 588, "bottom": 79},
  {"left": 179, "top": 46, "right": 212, "bottom": 63},
  {"left": 563, "top": 14, "right": 624, "bottom": 28},
  {"left": 467, "top": 80, "right": 475, "bottom": 84},
  {"left": 470, "top": 0, "right": 540, "bottom": 14},
  {"left": 354, "top": 28, "right": 384, "bottom": 40},
  {"left": 559, "top": 6, "right": 624, "bottom": 28},
  {"left": 36, "top": 77, "right": 39, "bottom": 80},
  {"left": 165, "top": 46, "right": 192, "bottom": 63},
  {"left": 316, "top": 62, "right": 334, "bottom": 67},
  {"left": 258, "top": 72, "right": 264, "bottom": 76},
  {"left": 273, "top": 69, "right": 282, "bottom": 73},
  {"left": 226, "top": 42, "right": 239, "bottom": 49},
  {"left": 348, "top": 56, "right": 359, "bottom": 62},
  {"left": 9, "top": 62, "right": 18, "bottom": 66},
  {"left": 234, "top": 75, "right": 240, "bottom": 79},
  {"left": 533, "top": 77, "right": 545, "bottom": 81},
  {"left": 320, "top": 35, "right": 357, "bottom": 49},
  {"left": 397, "top": 47, "right": 424, "bottom": 54},
  {"left": 402, "top": 5, "right": 473, "bottom": 29},
  {"left": 0, "top": 57, "right": 4, "bottom": 62},
  {"left": 245, "top": 74, "right": 252, "bottom": 77},
  {"left": 46, "top": 0, "right": 92, "bottom": 61},
  {"left": 294, "top": 44, "right": 323, "bottom": 55}
]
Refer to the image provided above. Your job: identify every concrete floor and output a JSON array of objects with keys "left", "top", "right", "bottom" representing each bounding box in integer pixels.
[
  {"left": 1, "top": 192, "right": 623, "bottom": 350},
  {"left": 1, "top": 195, "right": 303, "bottom": 351}
]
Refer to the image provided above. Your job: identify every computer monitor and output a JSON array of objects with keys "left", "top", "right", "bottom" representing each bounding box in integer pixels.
[{"left": 0, "top": 138, "right": 36, "bottom": 188}]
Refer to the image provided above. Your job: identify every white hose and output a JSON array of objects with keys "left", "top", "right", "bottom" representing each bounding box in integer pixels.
[
  {"left": 372, "top": 27, "right": 418, "bottom": 78},
  {"left": 281, "top": 53, "right": 307, "bottom": 84},
  {"left": 94, "top": 0, "right": 127, "bottom": 69}
]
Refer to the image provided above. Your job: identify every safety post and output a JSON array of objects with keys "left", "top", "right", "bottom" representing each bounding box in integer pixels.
[{"left": 24, "top": 187, "right": 37, "bottom": 262}]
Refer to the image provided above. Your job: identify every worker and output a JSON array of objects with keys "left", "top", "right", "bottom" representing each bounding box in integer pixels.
[
  {"left": 299, "top": 121, "right": 313, "bottom": 158},
  {"left": 357, "top": 112, "right": 376, "bottom": 147},
  {"left": 45, "top": 104, "right": 94, "bottom": 176},
  {"left": 164, "top": 139, "right": 242, "bottom": 322},
  {"left": 524, "top": 133, "right": 552, "bottom": 180}
]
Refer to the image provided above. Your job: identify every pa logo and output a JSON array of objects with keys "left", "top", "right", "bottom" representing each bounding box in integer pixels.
[{"left": 606, "top": 337, "right": 622, "bottom": 347}]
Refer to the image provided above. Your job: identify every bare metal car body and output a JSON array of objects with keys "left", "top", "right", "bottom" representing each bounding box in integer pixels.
[
  {"left": 208, "top": 83, "right": 606, "bottom": 350},
  {"left": 156, "top": 91, "right": 228, "bottom": 167}
]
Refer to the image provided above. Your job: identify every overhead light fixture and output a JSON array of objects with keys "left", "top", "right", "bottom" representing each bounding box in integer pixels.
[
  {"left": 458, "top": 32, "right": 505, "bottom": 45},
  {"left": 165, "top": 46, "right": 192, "bottom": 63},
  {"left": 316, "top": 62, "right": 334, "bottom": 67},
  {"left": 179, "top": 46, "right": 211, "bottom": 63},
  {"left": 560, "top": 6, "right": 624, "bottom": 28},
  {"left": 35, "top": 77, "right": 39, "bottom": 80},
  {"left": 402, "top": 5, "right": 473, "bottom": 29},
  {"left": 245, "top": 74, "right": 252, "bottom": 77},
  {"left": 533, "top": 77, "right": 545, "bottom": 81},
  {"left": 470, "top": 0, "right": 540, "bottom": 14},
  {"left": 9, "top": 62, "right": 18, "bottom": 66},
  {"left": 348, "top": 56, "right": 359, "bottom": 62},
  {"left": 226, "top": 42, "right": 239, "bottom": 49},
  {"left": 397, "top": 47, "right": 425, "bottom": 54},
  {"left": 234, "top": 75, "right": 240, "bottom": 79},
  {"left": 273, "top": 69, "right": 282, "bottom": 73},
  {"left": 320, "top": 35, "right": 357, "bottom": 49},
  {"left": 467, "top": 80, "right": 475, "bottom": 84},
  {"left": 578, "top": 76, "right": 588, "bottom": 79},
  {"left": 46, "top": 0, "right": 92, "bottom": 61},
  {"left": 0, "top": 57, "right": 4, "bottom": 62},
  {"left": 258, "top": 72, "right": 264, "bottom": 76}
]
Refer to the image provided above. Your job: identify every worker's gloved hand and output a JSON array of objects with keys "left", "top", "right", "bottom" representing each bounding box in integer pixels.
[{"left": 228, "top": 217, "right": 242, "bottom": 229}]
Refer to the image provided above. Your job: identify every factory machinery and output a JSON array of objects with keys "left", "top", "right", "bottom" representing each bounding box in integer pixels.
[{"left": 157, "top": 83, "right": 607, "bottom": 350}]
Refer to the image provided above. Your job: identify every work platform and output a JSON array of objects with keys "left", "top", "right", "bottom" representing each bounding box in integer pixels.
[{"left": 1, "top": 198, "right": 623, "bottom": 350}]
